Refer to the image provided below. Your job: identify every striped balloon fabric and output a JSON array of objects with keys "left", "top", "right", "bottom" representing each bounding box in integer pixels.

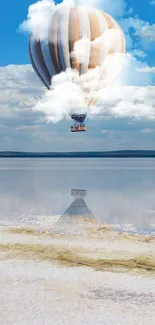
[{"left": 29, "top": 6, "right": 125, "bottom": 90}]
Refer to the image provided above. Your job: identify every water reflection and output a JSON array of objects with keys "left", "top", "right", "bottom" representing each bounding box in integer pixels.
[
  {"left": 0, "top": 158, "right": 155, "bottom": 234},
  {"left": 53, "top": 189, "right": 98, "bottom": 234}
]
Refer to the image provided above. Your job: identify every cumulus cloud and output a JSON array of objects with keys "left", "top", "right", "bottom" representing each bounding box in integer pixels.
[
  {"left": 131, "top": 49, "right": 147, "bottom": 59},
  {"left": 120, "top": 17, "right": 155, "bottom": 44},
  {"left": 1, "top": 63, "right": 155, "bottom": 151},
  {"left": 118, "top": 18, "right": 155, "bottom": 62},
  {"left": 32, "top": 53, "right": 155, "bottom": 122},
  {"left": 94, "top": 85, "right": 155, "bottom": 120},
  {"left": 33, "top": 69, "right": 88, "bottom": 123},
  {"left": 115, "top": 53, "right": 154, "bottom": 86},
  {"left": 71, "top": 38, "right": 91, "bottom": 65},
  {"left": 19, "top": 0, "right": 128, "bottom": 46},
  {"left": 135, "top": 23, "right": 155, "bottom": 42},
  {"left": 19, "top": 0, "right": 56, "bottom": 41},
  {"left": 101, "top": 129, "right": 114, "bottom": 134},
  {"left": 141, "top": 128, "right": 154, "bottom": 134},
  {"left": 32, "top": 52, "right": 126, "bottom": 122},
  {"left": 1, "top": 61, "right": 155, "bottom": 130},
  {"left": 0, "top": 65, "right": 43, "bottom": 118},
  {"left": 120, "top": 17, "right": 143, "bottom": 33},
  {"left": 19, "top": 0, "right": 127, "bottom": 40},
  {"left": 150, "top": 0, "right": 155, "bottom": 5},
  {"left": 137, "top": 66, "right": 155, "bottom": 73},
  {"left": 2, "top": 58, "right": 155, "bottom": 126},
  {"left": 2, "top": 60, "right": 153, "bottom": 125}
]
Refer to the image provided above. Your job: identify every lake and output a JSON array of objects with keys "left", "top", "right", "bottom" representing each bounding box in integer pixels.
[{"left": 0, "top": 158, "right": 155, "bottom": 234}]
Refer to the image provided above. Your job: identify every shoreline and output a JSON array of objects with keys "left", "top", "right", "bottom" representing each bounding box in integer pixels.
[{"left": 0, "top": 150, "right": 155, "bottom": 158}]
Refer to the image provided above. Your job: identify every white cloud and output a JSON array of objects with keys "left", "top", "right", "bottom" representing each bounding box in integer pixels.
[
  {"left": 71, "top": 38, "right": 91, "bottom": 65},
  {"left": 131, "top": 49, "right": 147, "bottom": 59},
  {"left": 1, "top": 63, "right": 155, "bottom": 151},
  {"left": 135, "top": 23, "right": 155, "bottom": 42},
  {"left": 0, "top": 64, "right": 42, "bottom": 90},
  {"left": 19, "top": 0, "right": 127, "bottom": 42},
  {"left": 33, "top": 58, "right": 155, "bottom": 123},
  {"left": 33, "top": 69, "right": 88, "bottom": 123},
  {"left": 32, "top": 52, "right": 125, "bottom": 122},
  {"left": 116, "top": 53, "right": 154, "bottom": 86},
  {"left": 101, "top": 129, "right": 114, "bottom": 134},
  {"left": 141, "top": 128, "right": 154, "bottom": 134},
  {"left": 120, "top": 17, "right": 155, "bottom": 52},
  {"left": 0, "top": 65, "right": 44, "bottom": 119},
  {"left": 150, "top": 0, "right": 155, "bottom": 5},
  {"left": 1, "top": 52, "right": 155, "bottom": 128},
  {"left": 121, "top": 17, "right": 155, "bottom": 43},
  {"left": 137, "top": 66, "right": 155, "bottom": 73},
  {"left": 118, "top": 17, "right": 142, "bottom": 51},
  {"left": 1, "top": 48, "right": 155, "bottom": 127},
  {"left": 20, "top": 0, "right": 127, "bottom": 40},
  {"left": 19, "top": 0, "right": 56, "bottom": 41},
  {"left": 120, "top": 17, "right": 143, "bottom": 33},
  {"left": 92, "top": 84, "right": 155, "bottom": 120}
]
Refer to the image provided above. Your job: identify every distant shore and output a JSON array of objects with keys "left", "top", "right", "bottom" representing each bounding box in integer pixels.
[{"left": 0, "top": 150, "right": 155, "bottom": 158}]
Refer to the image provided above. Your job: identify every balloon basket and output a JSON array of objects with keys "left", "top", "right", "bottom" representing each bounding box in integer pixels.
[
  {"left": 70, "top": 123, "right": 86, "bottom": 132},
  {"left": 71, "top": 189, "right": 87, "bottom": 198}
]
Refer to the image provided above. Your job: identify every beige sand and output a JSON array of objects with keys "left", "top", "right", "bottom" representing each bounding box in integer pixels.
[{"left": 0, "top": 220, "right": 155, "bottom": 275}]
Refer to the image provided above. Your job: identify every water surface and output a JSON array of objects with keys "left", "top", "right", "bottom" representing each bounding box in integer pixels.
[{"left": 0, "top": 158, "right": 155, "bottom": 234}]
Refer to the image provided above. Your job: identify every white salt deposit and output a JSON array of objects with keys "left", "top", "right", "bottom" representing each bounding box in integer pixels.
[{"left": 0, "top": 259, "right": 155, "bottom": 325}]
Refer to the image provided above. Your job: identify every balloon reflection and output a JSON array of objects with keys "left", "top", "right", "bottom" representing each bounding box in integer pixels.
[{"left": 53, "top": 189, "right": 99, "bottom": 234}]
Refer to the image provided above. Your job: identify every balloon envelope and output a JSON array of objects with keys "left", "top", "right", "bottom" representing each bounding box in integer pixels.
[{"left": 29, "top": 6, "right": 125, "bottom": 124}]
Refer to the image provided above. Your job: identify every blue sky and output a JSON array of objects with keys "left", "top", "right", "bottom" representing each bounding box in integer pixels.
[
  {"left": 0, "top": 0, "right": 154, "bottom": 66},
  {"left": 0, "top": 0, "right": 155, "bottom": 151}
]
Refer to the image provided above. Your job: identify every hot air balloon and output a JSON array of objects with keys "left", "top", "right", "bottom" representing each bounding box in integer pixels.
[{"left": 29, "top": 6, "right": 125, "bottom": 132}]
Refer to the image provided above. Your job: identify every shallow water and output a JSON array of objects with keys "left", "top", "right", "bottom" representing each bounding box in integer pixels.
[{"left": 0, "top": 158, "right": 155, "bottom": 234}]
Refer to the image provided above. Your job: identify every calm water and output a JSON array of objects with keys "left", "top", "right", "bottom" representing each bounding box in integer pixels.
[{"left": 0, "top": 158, "right": 155, "bottom": 234}]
